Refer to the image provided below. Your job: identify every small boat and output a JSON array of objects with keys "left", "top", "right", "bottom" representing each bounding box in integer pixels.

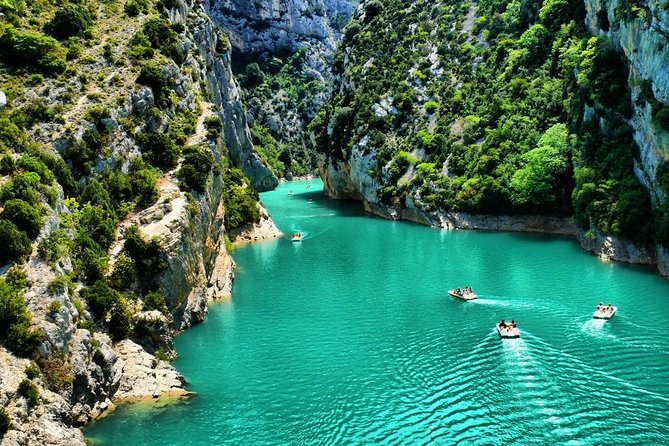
[
  {"left": 288, "top": 190, "right": 293, "bottom": 196},
  {"left": 496, "top": 323, "right": 520, "bottom": 339},
  {"left": 291, "top": 232, "right": 302, "bottom": 242},
  {"left": 306, "top": 184, "right": 312, "bottom": 189},
  {"left": 448, "top": 288, "right": 478, "bottom": 301},
  {"left": 593, "top": 305, "right": 617, "bottom": 320},
  {"left": 307, "top": 198, "right": 314, "bottom": 203}
]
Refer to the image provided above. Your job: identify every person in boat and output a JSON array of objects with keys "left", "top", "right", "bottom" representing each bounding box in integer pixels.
[
  {"left": 511, "top": 320, "right": 516, "bottom": 328},
  {"left": 500, "top": 319, "right": 505, "bottom": 327}
]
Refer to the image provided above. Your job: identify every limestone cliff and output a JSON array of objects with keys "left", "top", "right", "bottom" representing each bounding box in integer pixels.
[
  {"left": 209, "top": 0, "right": 354, "bottom": 56},
  {"left": 208, "top": 0, "right": 355, "bottom": 175},
  {"left": 0, "top": 0, "right": 277, "bottom": 444}
]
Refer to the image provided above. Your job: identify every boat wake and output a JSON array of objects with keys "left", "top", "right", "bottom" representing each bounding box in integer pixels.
[
  {"left": 472, "top": 297, "right": 535, "bottom": 309},
  {"left": 580, "top": 319, "right": 614, "bottom": 339}
]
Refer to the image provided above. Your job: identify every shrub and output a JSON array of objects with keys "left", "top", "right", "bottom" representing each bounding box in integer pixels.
[
  {"left": 137, "top": 60, "right": 174, "bottom": 107},
  {"left": 176, "top": 146, "right": 213, "bottom": 193},
  {"left": 48, "top": 301, "right": 61, "bottom": 314},
  {"left": 81, "top": 280, "right": 118, "bottom": 318},
  {"left": 24, "top": 364, "right": 40, "bottom": 379},
  {"left": 16, "top": 155, "right": 54, "bottom": 184},
  {"left": 0, "top": 199, "right": 43, "bottom": 239},
  {"left": 223, "top": 167, "right": 260, "bottom": 230},
  {"left": 364, "top": 0, "right": 384, "bottom": 22},
  {"left": 76, "top": 204, "right": 117, "bottom": 250},
  {"left": 122, "top": 226, "right": 167, "bottom": 292},
  {"left": 128, "top": 158, "right": 159, "bottom": 207},
  {"left": 17, "top": 379, "right": 39, "bottom": 406},
  {"left": 92, "top": 348, "right": 106, "bottom": 366},
  {"left": 0, "top": 407, "right": 11, "bottom": 438},
  {"left": 0, "top": 219, "right": 32, "bottom": 264},
  {"left": 204, "top": 115, "right": 223, "bottom": 139},
  {"left": 244, "top": 63, "right": 264, "bottom": 87},
  {"left": 0, "top": 25, "right": 67, "bottom": 74},
  {"left": 45, "top": 5, "right": 94, "bottom": 40},
  {"left": 108, "top": 252, "right": 137, "bottom": 291},
  {"left": 38, "top": 355, "right": 73, "bottom": 393},
  {"left": 6, "top": 321, "right": 44, "bottom": 357},
  {"left": 80, "top": 179, "right": 112, "bottom": 210},
  {"left": 72, "top": 234, "right": 108, "bottom": 283},
  {"left": 143, "top": 291, "right": 167, "bottom": 313},
  {"left": 141, "top": 18, "right": 184, "bottom": 64},
  {"left": 125, "top": 0, "right": 150, "bottom": 17},
  {"left": 108, "top": 298, "right": 133, "bottom": 341},
  {"left": 38, "top": 230, "right": 70, "bottom": 264},
  {"left": 47, "top": 274, "right": 74, "bottom": 296},
  {"left": 0, "top": 172, "right": 41, "bottom": 205},
  {"left": 137, "top": 131, "right": 180, "bottom": 169},
  {"left": 654, "top": 106, "right": 669, "bottom": 133}
]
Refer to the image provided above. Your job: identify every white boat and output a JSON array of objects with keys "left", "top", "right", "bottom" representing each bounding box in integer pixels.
[
  {"left": 496, "top": 323, "right": 520, "bottom": 339},
  {"left": 593, "top": 305, "right": 617, "bottom": 320},
  {"left": 288, "top": 190, "right": 293, "bottom": 196},
  {"left": 448, "top": 289, "right": 478, "bottom": 301},
  {"left": 291, "top": 232, "right": 302, "bottom": 242}
]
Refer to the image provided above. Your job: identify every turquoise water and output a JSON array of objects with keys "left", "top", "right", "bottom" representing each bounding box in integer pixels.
[{"left": 86, "top": 180, "right": 669, "bottom": 445}]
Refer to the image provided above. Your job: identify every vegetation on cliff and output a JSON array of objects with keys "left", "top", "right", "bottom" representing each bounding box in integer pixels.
[
  {"left": 0, "top": 1, "right": 265, "bottom": 435},
  {"left": 313, "top": 0, "right": 668, "bottom": 246}
]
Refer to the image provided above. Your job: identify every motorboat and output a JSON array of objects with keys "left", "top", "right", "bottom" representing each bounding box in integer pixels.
[
  {"left": 593, "top": 305, "right": 617, "bottom": 320},
  {"left": 496, "top": 322, "right": 520, "bottom": 339},
  {"left": 448, "top": 288, "right": 478, "bottom": 301},
  {"left": 291, "top": 232, "right": 302, "bottom": 242},
  {"left": 306, "top": 184, "right": 312, "bottom": 189},
  {"left": 288, "top": 190, "right": 293, "bottom": 196}
]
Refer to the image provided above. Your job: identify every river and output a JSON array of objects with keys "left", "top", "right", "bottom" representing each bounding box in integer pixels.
[{"left": 85, "top": 179, "right": 669, "bottom": 445}]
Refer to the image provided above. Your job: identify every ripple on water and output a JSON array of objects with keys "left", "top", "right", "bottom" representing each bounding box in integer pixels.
[{"left": 85, "top": 180, "right": 669, "bottom": 446}]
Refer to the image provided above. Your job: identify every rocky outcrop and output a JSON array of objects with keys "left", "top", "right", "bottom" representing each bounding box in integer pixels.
[
  {"left": 578, "top": 229, "right": 657, "bottom": 265},
  {"left": 112, "top": 340, "right": 187, "bottom": 401},
  {"left": 229, "top": 203, "right": 284, "bottom": 245},
  {"left": 0, "top": 91, "right": 6, "bottom": 112}
]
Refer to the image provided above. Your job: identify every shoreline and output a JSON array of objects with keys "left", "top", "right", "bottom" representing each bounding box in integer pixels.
[
  {"left": 229, "top": 203, "right": 283, "bottom": 245},
  {"left": 357, "top": 197, "right": 669, "bottom": 278}
]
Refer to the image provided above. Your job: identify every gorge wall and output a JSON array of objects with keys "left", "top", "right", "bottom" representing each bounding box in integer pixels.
[
  {"left": 207, "top": 0, "right": 355, "bottom": 176},
  {"left": 0, "top": 0, "right": 277, "bottom": 444}
]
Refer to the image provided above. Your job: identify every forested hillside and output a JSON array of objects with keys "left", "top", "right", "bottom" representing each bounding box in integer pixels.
[{"left": 313, "top": 0, "right": 669, "bottom": 257}]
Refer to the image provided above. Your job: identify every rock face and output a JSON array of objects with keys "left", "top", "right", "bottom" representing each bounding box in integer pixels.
[
  {"left": 0, "top": 91, "right": 6, "bottom": 112},
  {"left": 209, "top": 0, "right": 354, "bottom": 55},
  {"left": 208, "top": 0, "right": 355, "bottom": 172},
  {"left": 175, "top": 3, "right": 278, "bottom": 191},
  {"left": 112, "top": 340, "right": 187, "bottom": 401},
  {"left": 584, "top": 0, "right": 669, "bottom": 201}
]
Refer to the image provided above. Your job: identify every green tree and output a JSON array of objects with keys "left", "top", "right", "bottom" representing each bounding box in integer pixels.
[
  {"left": 0, "top": 220, "right": 32, "bottom": 264},
  {"left": 0, "top": 199, "right": 43, "bottom": 239}
]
